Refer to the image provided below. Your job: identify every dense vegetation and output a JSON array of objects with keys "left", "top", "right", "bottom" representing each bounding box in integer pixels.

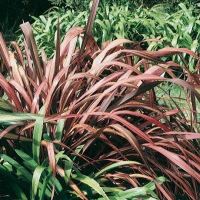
[
  {"left": 26, "top": 1, "right": 200, "bottom": 72},
  {"left": 0, "top": 0, "right": 200, "bottom": 199},
  {"left": 1, "top": 0, "right": 197, "bottom": 40}
]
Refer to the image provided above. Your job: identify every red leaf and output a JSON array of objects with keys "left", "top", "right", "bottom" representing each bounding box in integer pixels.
[{"left": 144, "top": 144, "right": 200, "bottom": 183}]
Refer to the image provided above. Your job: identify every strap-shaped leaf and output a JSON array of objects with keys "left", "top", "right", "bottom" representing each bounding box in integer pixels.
[
  {"left": 32, "top": 105, "right": 45, "bottom": 164},
  {"left": 79, "top": 0, "right": 99, "bottom": 57},
  {"left": 0, "top": 32, "right": 10, "bottom": 71},
  {"left": 20, "top": 22, "right": 43, "bottom": 83}
]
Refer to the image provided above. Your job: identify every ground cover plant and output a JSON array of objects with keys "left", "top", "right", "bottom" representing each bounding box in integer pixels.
[{"left": 0, "top": 0, "right": 200, "bottom": 199}]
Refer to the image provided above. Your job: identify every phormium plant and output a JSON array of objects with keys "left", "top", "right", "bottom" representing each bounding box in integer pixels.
[{"left": 0, "top": 0, "right": 200, "bottom": 199}]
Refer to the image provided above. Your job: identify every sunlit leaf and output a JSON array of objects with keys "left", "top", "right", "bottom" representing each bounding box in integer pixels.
[{"left": 72, "top": 173, "right": 109, "bottom": 200}]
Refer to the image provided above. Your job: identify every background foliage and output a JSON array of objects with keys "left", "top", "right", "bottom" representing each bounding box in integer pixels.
[
  {"left": 20, "top": 1, "right": 200, "bottom": 73},
  {"left": 2, "top": 0, "right": 197, "bottom": 40}
]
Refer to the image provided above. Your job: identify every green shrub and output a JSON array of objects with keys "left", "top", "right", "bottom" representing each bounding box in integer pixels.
[{"left": 21, "top": 2, "right": 200, "bottom": 73}]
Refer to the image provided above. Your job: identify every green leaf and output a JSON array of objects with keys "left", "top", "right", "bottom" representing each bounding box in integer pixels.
[
  {"left": 155, "top": 176, "right": 167, "bottom": 184},
  {"left": 55, "top": 151, "right": 73, "bottom": 184},
  {"left": 64, "top": 160, "right": 73, "bottom": 184},
  {"left": 0, "top": 97, "right": 13, "bottom": 112},
  {"left": 39, "top": 170, "right": 52, "bottom": 200},
  {"left": 95, "top": 19, "right": 107, "bottom": 30},
  {"left": 102, "top": 186, "right": 122, "bottom": 193},
  {"left": 72, "top": 173, "right": 109, "bottom": 200},
  {"left": 171, "top": 34, "right": 179, "bottom": 47},
  {"left": 9, "top": 181, "right": 29, "bottom": 200},
  {"left": 39, "top": 15, "right": 47, "bottom": 24},
  {"left": 48, "top": 169, "right": 66, "bottom": 199},
  {"left": 0, "top": 154, "right": 32, "bottom": 181},
  {"left": 0, "top": 112, "right": 38, "bottom": 125},
  {"left": 15, "top": 149, "right": 38, "bottom": 171},
  {"left": 55, "top": 151, "right": 72, "bottom": 162},
  {"left": 0, "top": 164, "right": 28, "bottom": 200},
  {"left": 31, "top": 166, "right": 47, "bottom": 200},
  {"left": 117, "top": 187, "right": 156, "bottom": 199},
  {"left": 116, "top": 176, "right": 167, "bottom": 199},
  {"left": 94, "top": 161, "right": 140, "bottom": 178},
  {"left": 55, "top": 116, "right": 66, "bottom": 150},
  {"left": 71, "top": 144, "right": 84, "bottom": 161},
  {"left": 44, "top": 17, "right": 53, "bottom": 33},
  {"left": 56, "top": 118, "right": 65, "bottom": 141},
  {"left": 43, "top": 133, "right": 52, "bottom": 142},
  {"left": 32, "top": 105, "right": 45, "bottom": 164}
]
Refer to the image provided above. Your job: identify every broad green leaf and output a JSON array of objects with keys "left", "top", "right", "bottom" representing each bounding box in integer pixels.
[
  {"left": 0, "top": 154, "right": 32, "bottom": 181},
  {"left": 118, "top": 176, "right": 167, "bottom": 199},
  {"left": 43, "top": 133, "right": 52, "bottom": 142},
  {"left": 0, "top": 112, "right": 38, "bottom": 125},
  {"left": 64, "top": 160, "right": 73, "bottom": 184},
  {"left": 171, "top": 34, "right": 179, "bottom": 47},
  {"left": 15, "top": 149, "right": 38, "bottom": 171},
  {"left": 31, "top": 166, "right": 46, "bottom": 200},
  {"left": 55, "top": 116, "right": 66, "bottom": 149},
  {"left": 178, "top": 3, "right": 192, "bottom": 20},
  {"left": 39, "top": 15, "right": 47, "bottom": 24},
  {"left": 30, "top": 15, "right": 40, "bottom": 21},
  {"left": 156, "top": 176, "right": 168, "bottom": 184},
  {"left": 32, "top": 105, "right": 45, "bottom": 164},
  {"left": 95, "top": 19, "right": 107, "bottom": 30},
  {"left": 191, "top": 39, "right": 198, "bottom": 53},
  {"left": 55, "top": 151, "right": 72, "bottom": 163},
  {"left": 42, "top": 165, "right": 66, "bottom": 199},
  {"left": 72, "top": 173, "right": 109, "bottom": 200},
  {"left": 44, "top": 17, "right": 53, "bottom": 33},
  {"left": 117, "top": 186, "right": 158, "bottom": 199}
]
